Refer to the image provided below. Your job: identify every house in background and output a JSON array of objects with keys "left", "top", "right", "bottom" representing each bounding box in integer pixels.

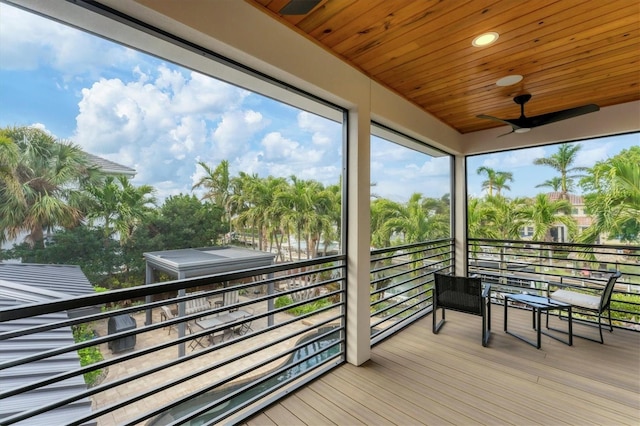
[
  {"left": 1, "top": 152, "right": 136, "bottom": 252},
  {"left": 83, "top": 152, "right": 136, "bottom": 178}
]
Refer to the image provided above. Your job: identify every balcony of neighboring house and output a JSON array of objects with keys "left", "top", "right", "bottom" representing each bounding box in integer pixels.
[{"left": 1, "top": 240, "right": 638, "bottom": 425}]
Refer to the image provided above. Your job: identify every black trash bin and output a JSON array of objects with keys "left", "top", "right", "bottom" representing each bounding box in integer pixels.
[{"left": 108, "top": 314, "right": 136, "bottom": 353}]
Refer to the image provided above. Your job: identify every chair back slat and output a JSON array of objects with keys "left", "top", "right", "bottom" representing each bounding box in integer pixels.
[
  {"left": 435, "top": 273, "right": 483, "bottom": 315},
  {"left": 600, "top": 271, "right": 622, "bottom": 312}
]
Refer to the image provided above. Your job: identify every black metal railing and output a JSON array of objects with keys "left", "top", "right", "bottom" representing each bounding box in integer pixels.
[
  {"left": 0, "top": 255, "right": 346, "bottom": 425},
  {"left": 369, "top": 238, "right": 454, "bottom": 344},
  {"left": 468, "top": 238, "right": 640, "bottom": 330}
]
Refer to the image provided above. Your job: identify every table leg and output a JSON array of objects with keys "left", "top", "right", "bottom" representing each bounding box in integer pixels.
[
  {"left": 568, "top": 306, "right": 573, "bottom": 346},
  {"left": 504, "top": 296, "right": 509, "bottom": 332},
  {"left": 536, "top": 308, "right": 542, "bottom": 349}
]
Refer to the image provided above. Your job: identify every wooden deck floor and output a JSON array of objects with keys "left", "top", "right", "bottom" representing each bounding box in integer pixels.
[{"left": 245, "top": 306, "right": 640, "bottom": 425}]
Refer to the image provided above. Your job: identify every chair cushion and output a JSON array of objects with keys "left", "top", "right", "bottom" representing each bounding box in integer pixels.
[{"left": 551, "top": 289, "right": 600, "bottom": 310}]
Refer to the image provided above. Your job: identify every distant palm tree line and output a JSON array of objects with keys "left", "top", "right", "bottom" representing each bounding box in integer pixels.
[
  {"left": 472, "top": 143, "right": 640, "bottom": 245},
  {"left": 1, "top": 126, "right": 638, "bottom": 266}
]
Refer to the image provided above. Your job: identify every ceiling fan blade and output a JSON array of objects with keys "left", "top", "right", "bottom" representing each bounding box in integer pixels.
[
  {"left": 477, "top": 114, "right": 523, "bottom": 132},
  {"left": 525, "top": 104, "right": 600, "bottom": 128},
  {"left": 279, "top": 0, "right": 322, "bottom": 15},
  {"left": 497, "top": 129, "right": 515, "bottom": 138}
]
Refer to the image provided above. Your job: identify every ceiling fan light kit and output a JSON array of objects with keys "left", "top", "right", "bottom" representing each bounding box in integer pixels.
[{"left": 496, "top": 75, "right": 523, "bottom": 86}]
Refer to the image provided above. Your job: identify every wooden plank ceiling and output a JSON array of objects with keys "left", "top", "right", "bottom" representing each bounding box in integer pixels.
[{"left": 247, "top": 0, "right": 640, "bottom": 134}]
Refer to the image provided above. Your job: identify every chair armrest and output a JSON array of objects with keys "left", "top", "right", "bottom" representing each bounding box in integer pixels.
[{"left": 482, "top": 284, "right": 491, "bottom": 298}]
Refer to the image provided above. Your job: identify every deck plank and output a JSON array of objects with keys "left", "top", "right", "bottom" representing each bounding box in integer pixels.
[{"left": 246, "top": 307, "right": 640, "bottom": 425}]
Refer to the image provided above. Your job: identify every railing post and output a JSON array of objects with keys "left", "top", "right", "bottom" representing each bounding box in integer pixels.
[
  {"left": 454, "top": 154, "right": 467, "bottom": 277},
  {"left": 346, "top": 106, "right": 371, "bottom": 365}
]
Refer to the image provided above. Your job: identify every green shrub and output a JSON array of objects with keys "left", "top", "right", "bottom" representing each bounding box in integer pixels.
[
  {"left": 275, "top": 295, "right": 331, "bottom": 316},
  {"left": 72, "top": 323, "right": 104, "bottom": 386}
]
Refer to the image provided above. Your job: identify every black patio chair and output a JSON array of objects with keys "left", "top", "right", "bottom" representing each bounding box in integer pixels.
[
  {"left": 547, "top": 271, "right": 621, "bottom": 343},
  {"left": 432, "top": 273, "right": 491, "bottom": 347}
]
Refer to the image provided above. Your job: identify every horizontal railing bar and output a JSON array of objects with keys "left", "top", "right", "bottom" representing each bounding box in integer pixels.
[
  {"left": 370, "top": 238, "right": 453, "bottom": 256},
  {"left": 0, "top": 266, "right": 345, "bottom": 349},
  {"left": 74, "top": 322, "right": 345, "bottom": 426},
  {"left": 0, "top": 255, "right": 345, "bottom": 321},
  {"left": 128, "top": 323, "right": 345, "bottom": 426},
  {"left": 0, "top": 285, "right": 345, "bottom": 388},
  {"left": 370, "top": 252, "right": 444, "bottom": 276},
  {"left": 370, "top": 273, "right": 431, "bottom": 301},
  {"left": 166, "top": 336, "right": 345, "bottom": 426},
  {"left": 3, "top": 301, "right": 345, "bottom": 424},
  {"left": 468, "top": 237, "right": 638, "bottom": 252},
  {"left": 370, "top": 249, "right": 453, "bottom": 268},
  {"left": 370, "top": 288, "right": 431, "bottom": 328}
]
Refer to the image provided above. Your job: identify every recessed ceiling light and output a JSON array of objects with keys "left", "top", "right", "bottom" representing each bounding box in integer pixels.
[
  {"left": 496, "top": 75, "right": 523, "bottom": 86},
  {"left": 515, "top": 128, "right": 531, "bottom": 134},
  {"left": 472, "top": 32, "right": 499, "bottom": 47}
]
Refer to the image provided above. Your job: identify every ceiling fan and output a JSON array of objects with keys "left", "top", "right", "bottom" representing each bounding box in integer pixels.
[{"left": 477, "top": 94, "right": 600, "bottom": 137}]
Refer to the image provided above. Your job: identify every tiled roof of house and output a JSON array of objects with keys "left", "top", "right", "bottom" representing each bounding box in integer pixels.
[{"left": 546, "top": 192, "right": 584, "bottom": 205}]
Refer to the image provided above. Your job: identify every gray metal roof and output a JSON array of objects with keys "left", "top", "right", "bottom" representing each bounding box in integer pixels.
[
  {"left": 0, "top": 263, "right": 95, "bottom": 297},
  {"left": 0, "top": 275, "right": 96, "bottom": 425},
  {"left": 144, "top": 246, "right": 276, "bottom": 279},
  {"left": 84, "top": 152, "right": 136, "bottom": 177}
]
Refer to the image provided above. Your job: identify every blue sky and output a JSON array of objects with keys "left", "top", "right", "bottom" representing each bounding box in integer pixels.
[
  {"left": 1, "top": 4, "right": 638, "bottom": 204},
  {"left": 467, "top": 132, "right": 640, "bottom": 198}
]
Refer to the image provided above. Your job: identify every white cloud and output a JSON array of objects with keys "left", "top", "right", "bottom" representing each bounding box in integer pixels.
[
  {"left": 298, "top": 111, "right": 337, "bottom": 146},
  {"left": 576, "top": 142, "right": 612, "bottom": 167},
  {"left": 297, "top": 111, "right": 326, "bottom": 133},
  {"left": 210, "top": 109, "right": 267, "bottom": 160},
  {"left": 482, "top": 146, "right": 546, "bottom": 170},
  {"left": 0, "top": 4, "right": 140, "bottom": 80},
  {"left": 169, "top": 116, "right": 208, "bottom": 159},
  {"left": 71, "top": 64, "right": 259, "bottom": 201},
  {"left": 261, "top": 132, "right": 322, "bottom": 164}
]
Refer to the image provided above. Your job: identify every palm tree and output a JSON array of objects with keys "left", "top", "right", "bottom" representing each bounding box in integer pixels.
[
  {"left": 467, "top": 197, "right": 499, "bottom": 266},
  {"left": 228, "top": 171, "right": 258, "bottom": 246},
  {"left": 476, "top": 166, "right": 513, "bottom": 197},
  {"left": 86, "top": 176, "right": 156, "bottom": 245},
  {"left": 520, "top": 193, "right": 577, "bottom": 272},
  {"left": 493, "top": 173, "right": 513, "bottom": 196},
  {"left": 467, "top": 197, "right": 497, "bottom": 240},
  {"left": 0, "top": 126, "right": 101, "bottom": 248},
  {"left": 534, "top": 143, "right": 586, "bottom": 200},
  {"left": 322, "top": 179, "right": 342, "bottom": 255},
  {"left": 192, "top": 160, "right": 231, "bottom": 238},
  {"left": 482, "top": 195, "right": 527, "bottom": 241},
  {"left": 370, "top": 198, "right": 402, "bottom": 248},
  {"left": 579, "top": 148, "right": 640, "bottom": 245},
  {"left": 521, "top": 194, "right": 576, "bottom": 243},
  {"left": 535, "top": 177, "right": 563, "bottom": 192},
  {"left": 379, "top": 193, "right": 449, "bottom": 245},
  {"left": 479, "top": 196, "right": 528, "bottom": 279},
  {"left": 277, "top": 177, "right": 329, "bottom": 260}
]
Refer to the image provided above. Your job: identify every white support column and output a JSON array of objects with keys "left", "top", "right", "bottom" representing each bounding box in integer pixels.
[
  {"left": 346, "top": 105, "right": 371, "bottom": 366},
  {"left": 454, "top": 154, "right": 468, "bottom": 277}
]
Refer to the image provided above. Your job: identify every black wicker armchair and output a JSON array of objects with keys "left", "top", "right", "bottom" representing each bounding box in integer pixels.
[{"left": 433, "top": 273, "right": 491, "bottom": 346}]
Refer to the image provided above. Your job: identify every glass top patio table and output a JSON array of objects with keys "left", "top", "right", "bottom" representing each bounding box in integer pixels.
[{"left": 504, "top": 293, "right": 572, "bottom": 349}]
